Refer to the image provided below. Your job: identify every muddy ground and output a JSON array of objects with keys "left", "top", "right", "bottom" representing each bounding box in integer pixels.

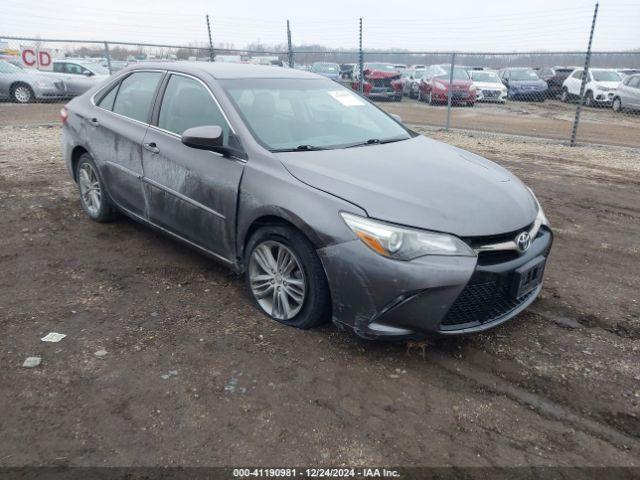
[{"left": 0, "top": 107, "right": 639, "bottom": 467}]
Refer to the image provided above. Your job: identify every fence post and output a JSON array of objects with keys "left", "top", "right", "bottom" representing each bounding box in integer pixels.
[
  {"left": 570, "top": 2, "right": 599, "bottom": 147},
  {"left": 286, "top": 20, "right": 294, "bottom": 68},
  {"left": 358, "top": 17, "right": 364, "bottom": 94},
  {"left": 104, "top": 42, "right": 112, "bottom": 75},
  {"left": 445, "top": 52, "right": 456, "bottom": 131},
  {"left": 206, "top": 14, "right": 215, "bottom": 62}
]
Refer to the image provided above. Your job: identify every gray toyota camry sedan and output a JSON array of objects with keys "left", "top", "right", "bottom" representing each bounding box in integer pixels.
[{"left": 61, "top": 62, "right": 552, "bottom": 339}]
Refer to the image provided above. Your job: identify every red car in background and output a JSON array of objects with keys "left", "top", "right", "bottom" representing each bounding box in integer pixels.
[
  {"left": 351, "top": 63, "right": 403, "bottom": 101},
  {"left": 418, "top": 65, "right": 476, "bottom": 106}
]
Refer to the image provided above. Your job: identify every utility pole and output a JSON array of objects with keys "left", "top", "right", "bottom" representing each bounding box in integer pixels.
[
  {"left": 358, "top": 18, "right": 364, "bottom": 94},
  {"left": 206, "top": 14, "right": 215, "bottom": 62},
  {"left": 104, "top": 41, "right": 112, "bottom": 75},
  {"left": 570, "top": 2, "right": 599, "bottom": 146},
  {"left": 445, "top": 52, "right": 456, "bottom": 130},
  {"left": 286, "top": 20, "right": 294, "bottom": 68}
]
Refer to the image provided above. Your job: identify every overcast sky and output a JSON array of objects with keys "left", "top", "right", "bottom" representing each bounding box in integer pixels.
[{"left": 2, "top": 0, "right": 638, "bottom": 52}]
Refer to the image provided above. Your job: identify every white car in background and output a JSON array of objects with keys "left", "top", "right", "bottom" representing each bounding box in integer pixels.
[
  {"left": 561, "top": 68, "right": 622, "bottom": 107},
  {"left": 469, "top": 70, "right": 507, "bottom": 103}
]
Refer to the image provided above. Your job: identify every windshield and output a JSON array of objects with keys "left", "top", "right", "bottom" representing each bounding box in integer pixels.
[
  {"left": 366, "top": 63, "right": 397, "bottom": 72},
  {"left": 221, "top": 78, "right": 410, "bottom": 151},
  {"left": 510, "top": 70, "right": 540, "bottom": 81},
  {"left": 0, "top": 61, "right": 22, "bottom": 74},
  {"left": 413, "top": 70, "right": 425, "bottom": 79},
  {"left": 471, "top": 71, "right": 500, "bottom": 83},
  {"left": 434, "top": 67, "right": 470, "bottom": 81},
  {"left": 312, "top": 63, "right": 339, "bottom": 74},
  {"left": 592, "top": 70, "right": 621, "bottom": 82},
  {"left": 84, "top": 63, "right": 110, "bottom": 75}
]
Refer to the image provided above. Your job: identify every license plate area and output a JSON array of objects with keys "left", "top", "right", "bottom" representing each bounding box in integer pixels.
[{"left": 512, "top": 256, "right": 546, "bottom": 299}]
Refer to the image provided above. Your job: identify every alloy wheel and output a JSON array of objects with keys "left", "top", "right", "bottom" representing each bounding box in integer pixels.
[
  {"left": 13, "top": 85, "right": 32, "bottom": 103},
  {"left": 249, "top": 240, "right": 306, "bottom": 320},
  {"left": 78, "top": 163, "right": 102, "bottom": 216}
]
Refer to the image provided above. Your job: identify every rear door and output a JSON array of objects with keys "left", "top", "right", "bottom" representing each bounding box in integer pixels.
[
  {"left": 141, "top": 72, "right": 245, "bottom": 262},
  {"left": 89, "top": 70, "right": 164, "bottom": 217}
]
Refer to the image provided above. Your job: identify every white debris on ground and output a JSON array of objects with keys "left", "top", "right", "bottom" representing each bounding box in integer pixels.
[
  {"left": 22, "top": 357, "right": 41, "bottom": 368},
  {"left": 41, "top": 332, "right": 66, "bottom": 343},
  {"left": 94, "top": 349, "right": 107, "bottom": 358}
]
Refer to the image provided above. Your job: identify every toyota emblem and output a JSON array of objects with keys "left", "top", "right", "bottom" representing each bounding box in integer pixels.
[{"left": 515, "top": 231, "right": 531, "bottom": 253}]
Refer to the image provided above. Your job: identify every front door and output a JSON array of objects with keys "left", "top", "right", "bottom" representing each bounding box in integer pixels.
[
  {"left": 90, "top": 71, "right": 164, "bottom": 217},
  {"left": 141, "top": 73, "right": 244, "bottom": 262}
]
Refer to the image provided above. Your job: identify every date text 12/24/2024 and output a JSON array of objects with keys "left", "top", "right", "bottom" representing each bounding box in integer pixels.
[{"left": 233, "top": 468, "right": 401, "bottom": 478}]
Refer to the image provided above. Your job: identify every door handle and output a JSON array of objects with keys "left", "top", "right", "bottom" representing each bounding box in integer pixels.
[
  {"left": 143, "top": 142, "right": 160, "bottom": 154},
  {"left": 88, "top": 117, "right": 99, "bottom": 126}
]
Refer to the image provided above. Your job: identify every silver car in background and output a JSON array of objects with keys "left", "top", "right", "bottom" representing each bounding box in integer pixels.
[
  {"left": 0, "top": 60, "right": 67, "bottom": 103},
  {"left": 42, "top": 60, "right": 110, "bottom": 96},
  {"left": 613, "top": 73, "right": 640, "bottom": 113}
]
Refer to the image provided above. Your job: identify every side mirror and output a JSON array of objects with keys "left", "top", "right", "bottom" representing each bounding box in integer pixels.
[
  {"left": 181, "top": 125, "right": 224, "bottom": 150},
  {"left": 181, "top": 125, "right": 247, "bottom": 159},
  {"left": 390, "top": 113, "right": 402, "bottom": 123},
  {"left": 83, "top": 71, "right": 94, "bottom": 77}
]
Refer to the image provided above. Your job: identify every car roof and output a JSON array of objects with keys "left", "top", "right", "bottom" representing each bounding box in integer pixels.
[{"left": 125, "top": 61, "right": 320, "bottom": 80}]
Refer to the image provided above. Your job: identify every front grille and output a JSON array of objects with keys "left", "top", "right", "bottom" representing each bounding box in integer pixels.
[{"left": 441, "top": 276, "right": 536, "bottom": 328}]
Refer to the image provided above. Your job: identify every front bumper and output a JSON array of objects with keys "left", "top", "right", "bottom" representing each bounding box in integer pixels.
[
  {"left": 318, "top": 227, "right": 552, "bottom": 339},
  {"left": 593, "top": 91, "right": 614, "bottom": 103},
  {"left": 368, "top": 88, "right": 402, "bottom": 100},
  {"left": 431, "top": 90, "right": 475, "bottom": 102},
  {"left": 477, "top": 89, "right": 507, "bottom": 102}
]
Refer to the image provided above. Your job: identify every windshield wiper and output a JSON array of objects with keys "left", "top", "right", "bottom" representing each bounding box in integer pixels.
[
  {"left": 271, "top": 144, "right": 329, "bottom": 152},
  {"left": 344, "top": 137, "right": 408, "bottom": 149}
]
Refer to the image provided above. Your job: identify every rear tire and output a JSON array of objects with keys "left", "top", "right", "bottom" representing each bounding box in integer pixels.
[
  {"left": 75, "top": 153, "right": 119, "bottom": 223},
  {"left": 244, "top": 226, "right": 330, "bottom": 330},
  {"left": 11, "top": 83, "right": 34, "bottom": 103}
]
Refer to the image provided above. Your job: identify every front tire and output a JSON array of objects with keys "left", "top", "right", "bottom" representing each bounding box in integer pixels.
[
  {"left": 245, "top": 226, "right": 330, "bottom": 329},
  {"left": 75, "top": 153, "right": 118, "bottom": 222},
  {"left": 585, "top": 91, "right": 594, "bottom": 107},
  {"left": 11, "top": 83, "right": 34, "bottom": 103},
  {"left": 612, "top": 97, "right": 622, "bottom": 112}
]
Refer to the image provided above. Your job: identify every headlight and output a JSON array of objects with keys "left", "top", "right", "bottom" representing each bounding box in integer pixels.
[
  {"left": 469, "top": 85, "right": 477, "bottom": 92},
  {"left": 434, "top": 81, "right": 447, "bottom": 90},
  {"left": 598, "top": 86, "right": 611, "bottom": 92},
  {"left": 340, "top": 212, "right": 476, "bottom": 260}
]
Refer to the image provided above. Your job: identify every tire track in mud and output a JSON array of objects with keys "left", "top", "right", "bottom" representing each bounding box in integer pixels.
[{"left": 425, "top": 344, "right": 639, "bottom": 451}]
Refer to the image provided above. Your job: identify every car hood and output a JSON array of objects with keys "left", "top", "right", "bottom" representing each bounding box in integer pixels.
[
  {"left": 510, "top": 79, "right": 547, "bottom": 88},
  {"left": 365, "top": 70, "right": 401, "bottom": 80},
  {"left": 592, "top": 81, "right": 620, "bottom": 89},
  {"left": 275, "top": 135, "right": 537, "bottom": 237},
  {"left": 473, "top": 81, "right": 506, "bottom": 89}
]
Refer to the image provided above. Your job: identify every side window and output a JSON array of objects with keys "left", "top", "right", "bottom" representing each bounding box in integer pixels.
[
  {"left": 53, "top": 62, "right": 65, "bottom": 73},
  {"left": 572, "top": 71, "right": 583, "bottom": 80},
  {"left": 629, "top": 76, "right": 640, "bottom": 88},
  {"left": 112, "top": 71, "right": 162, "bottom": 123},
  {"left": 158, "top": 74, "right": 230, "bottom": 143},
  {"left": 65, "top": 63, "right": 83, "bottom": 75},
  {"left": 97, "top": 83, "right": 119, "bottom": 111}
]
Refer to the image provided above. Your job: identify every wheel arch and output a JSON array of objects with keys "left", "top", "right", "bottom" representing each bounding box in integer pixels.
[
  {"left": 238, "top": 209, "right": 324, "bottom": 264},
  {"left": 70, "top": 145, "right": 89, "bottom": 181}
]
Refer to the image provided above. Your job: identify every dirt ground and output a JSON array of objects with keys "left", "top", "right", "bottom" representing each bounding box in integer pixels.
[{"left": 0, "top": 106, "right": 639, "bottom": 468}]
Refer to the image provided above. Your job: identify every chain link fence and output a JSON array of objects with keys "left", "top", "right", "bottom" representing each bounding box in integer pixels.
[{"left": 2, "top": 27, "right": 639, "bottom": 147}]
